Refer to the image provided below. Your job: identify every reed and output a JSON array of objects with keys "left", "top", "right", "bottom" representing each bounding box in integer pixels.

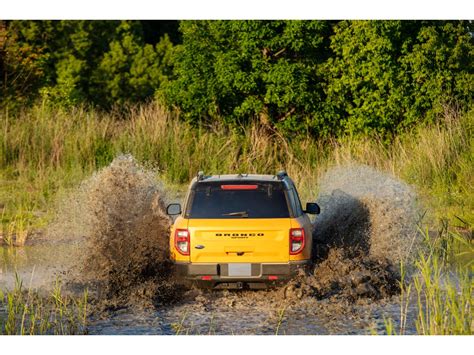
[
  {"left": 383, "top": 225, "right": 473, "bottom": 335},
  {"left": 0, "top": 275, "right": 88, "bottom": 335}
]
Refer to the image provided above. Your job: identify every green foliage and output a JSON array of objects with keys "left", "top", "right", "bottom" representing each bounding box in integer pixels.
[
  {"left": 1, "top": 20, "right": 176, "bottom": 110},
  {"left": 161, "top": 20, "right": 332, "bottom": 132},
  {"left": 1, "top": 20, "right": 472, "bottom": 138},
  {"left": 162, "top": 20, "right": 473, "bottom": 137},
  {"left": 93, "top": 22, "right": 175, "bottom": 107},
  {"left": 0, "top": 275, "right": 88, "bottom": 335},
  {"left": 323, "top": 21, "right": 412, "bottom": 136},
  {"left": 324, "top": 21, "right": 473, "bottom": 136},
  {"left": 399, "top": 22, "right": 474, "bottom": 122},
  {"left": 0, "top": 21, "right": 49, "bottom": 110}
]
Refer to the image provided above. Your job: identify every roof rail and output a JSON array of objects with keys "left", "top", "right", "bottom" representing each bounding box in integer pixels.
[
  {"left": 276, "top": 170, "right": 288, "bottom": 180},
  {"left": 197, "top": 171, "right": 205, "bottom": 181}
]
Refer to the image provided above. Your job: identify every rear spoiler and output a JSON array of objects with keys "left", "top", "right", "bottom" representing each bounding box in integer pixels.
[{"left": 196, "top": 170, "right": 289, "bottom": 182}]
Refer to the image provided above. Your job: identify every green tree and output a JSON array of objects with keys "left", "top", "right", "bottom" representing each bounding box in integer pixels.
[
  {"left": 1, "top": 20, "right": 120, "bottom": 108},
  {"left": 162, "top": 20, "right": 472, "bottom": 138},
  {"left": 1, "top": 20, "right": 177, "bottom": 110},
  {"left": 0, "top": 21, "right": 49, "bottom": 110},
  {"left": 93, "top": 21, "right": 174, "bottom": 107},
  {"left": 399, "top": 22, "right": 473, "bottom": 124},
  {"left": 323, "top": 20, "right": 473, "bottom": 136},
  {"left": 160, "top": 20, "right": 332, "bottom": 133}
]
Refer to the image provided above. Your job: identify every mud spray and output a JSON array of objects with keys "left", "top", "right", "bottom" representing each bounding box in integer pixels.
[
  {"left": 48, "top": 154, "right": 183, "bottom": 310},
  {"left": 289, "top": 164, "right": 422, "bottom": 301}
]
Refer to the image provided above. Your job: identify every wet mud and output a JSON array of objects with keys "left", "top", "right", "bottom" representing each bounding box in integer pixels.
[
  {"left": 305, "top": 164, "right": 421, "bottom": 301},
  {"left": 44, "top": 155, "right": 185, "bottom": 310}
]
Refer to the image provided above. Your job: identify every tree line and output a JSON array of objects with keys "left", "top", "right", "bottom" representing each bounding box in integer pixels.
[{"left": 1, "top": 20, "right": 472, "bottom": 137}]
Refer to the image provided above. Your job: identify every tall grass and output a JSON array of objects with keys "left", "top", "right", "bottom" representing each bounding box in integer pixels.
[
  {"left": 1, "top": 103, "right": 472, "bottom": 243},
  {"left": 0, "top": 275, "right": 88, "bottom": 335},
  {"left": 384, "top": 224, "right": 472, "bottom": 335}
]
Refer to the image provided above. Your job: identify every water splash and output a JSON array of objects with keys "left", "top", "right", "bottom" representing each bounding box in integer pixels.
[{"left": 48, "top": 154, "right": 181, "bottom": 309}]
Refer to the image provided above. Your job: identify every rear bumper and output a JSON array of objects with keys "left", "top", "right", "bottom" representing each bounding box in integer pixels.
[{"left": 173, "top": 260, "right": 309, "bottom": 285}]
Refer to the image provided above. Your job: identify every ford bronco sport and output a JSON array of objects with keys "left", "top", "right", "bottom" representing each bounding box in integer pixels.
[{"left": 166, "top": 171, "right": 320, "bottom": 289}]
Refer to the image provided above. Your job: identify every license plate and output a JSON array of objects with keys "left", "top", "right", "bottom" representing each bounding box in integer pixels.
[{"left": 228, "top": 263, "right": 251, "bottom": 277}]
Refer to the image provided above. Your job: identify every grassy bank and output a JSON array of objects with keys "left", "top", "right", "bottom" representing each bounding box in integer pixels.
[{"left": 1, "top": 103, "right": 472, "bottom": 244}]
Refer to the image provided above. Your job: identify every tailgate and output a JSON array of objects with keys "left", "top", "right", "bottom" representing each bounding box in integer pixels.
[{"left": 188, "top": 219, "right": 290, "bottom": 263}]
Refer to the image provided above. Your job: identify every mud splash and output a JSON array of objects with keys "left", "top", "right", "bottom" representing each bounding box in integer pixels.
[
  {"left": 284, "top": 248, "right": 401, "bottom": 301},
  {"left": 48, "top": 155, "right": 183, "bottom": 309},
  {"left": 299, "top": 164, "right": 422, "bottom": 300}
]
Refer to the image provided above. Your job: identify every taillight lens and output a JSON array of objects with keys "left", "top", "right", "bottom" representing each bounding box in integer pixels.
[
  {"left": 221, "top": 184, "right": 258, "bottom": 190},
  {"left": 289, "top": 228, "right": 305, "bottom": 255},
  {"left": 175, "top": 229, "right": 190, "bottom": 255}
]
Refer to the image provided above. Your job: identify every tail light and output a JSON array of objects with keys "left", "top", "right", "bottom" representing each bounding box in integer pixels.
[
  {"left": 289, "top": 228, "right": 305, "bottom": 255},
  {"left": 175, "top": 229, "right": 190, "bottom": 255},
  {"left": 221, "top": 184, "right": 258, "bottom": 190}
]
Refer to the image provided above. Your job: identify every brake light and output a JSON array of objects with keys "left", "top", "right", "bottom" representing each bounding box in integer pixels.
[
  {"left": 289, "top": 228, "right": 305, "bottom": 255},
  {"left": 221, "top": 185, "right": 258, "bottom": 190},
  {"left": 175, "top": 229, "right": 190, "bottom": 255}
]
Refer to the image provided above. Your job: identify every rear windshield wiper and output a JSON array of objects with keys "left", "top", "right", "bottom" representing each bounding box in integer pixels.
[{"left": 222, "top": 211, "right": 249, "bottom": 217}]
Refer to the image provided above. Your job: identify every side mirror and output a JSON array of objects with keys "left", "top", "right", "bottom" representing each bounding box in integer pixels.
[
  {"left": 166, "top": 203, "right": 182, "bottom": 216},
  {"left": 305, "top": 202, "right": 320, "bottom": 215}
]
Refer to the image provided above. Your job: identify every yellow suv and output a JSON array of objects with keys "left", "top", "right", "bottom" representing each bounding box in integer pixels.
[{"left": 166, "top": 171, "right": 320, "bottom": 289}]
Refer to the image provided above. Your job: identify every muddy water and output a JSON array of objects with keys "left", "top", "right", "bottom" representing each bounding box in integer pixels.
[
  {"left": 0, "top": 158, "right": 424, "bottom": 334},
  {"left": 0, "top": 243, "right": 418, "bottom": 335},
  {"left": 0, "top": 243, "right": 79, "bottom": 291},
  {"left": 86, "top": 293, "right": 418, "bottom": 335}
]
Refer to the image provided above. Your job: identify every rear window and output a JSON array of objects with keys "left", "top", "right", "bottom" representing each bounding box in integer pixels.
[{"left": 185, "top": 181, "right": 290, "bottom": 219}]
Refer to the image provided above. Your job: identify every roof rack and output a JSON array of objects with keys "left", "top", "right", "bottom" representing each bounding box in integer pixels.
[{"left": 276, "top": 170, "right": 288, "bottom": 180}]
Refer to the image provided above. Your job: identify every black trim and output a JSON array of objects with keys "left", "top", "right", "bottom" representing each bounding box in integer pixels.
[
  {"left": 173, "top": 261, "right": 309, "bottom": 283},
  {"left": 166, "top": 203, "right": 182, "bottom": 216}
]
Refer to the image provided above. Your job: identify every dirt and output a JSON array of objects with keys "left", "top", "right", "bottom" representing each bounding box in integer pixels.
[{"left": 283, "top": 248, "right": 401, "bottom": 302}]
